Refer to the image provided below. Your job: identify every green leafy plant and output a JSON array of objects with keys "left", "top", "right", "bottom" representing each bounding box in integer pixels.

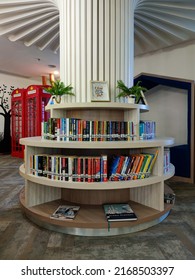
[
  {"left": 116, "top": 80, "right": 147, "bottom": 103},
  {"left": 45, "top": 80, "right": 74, "bottom": 96}
]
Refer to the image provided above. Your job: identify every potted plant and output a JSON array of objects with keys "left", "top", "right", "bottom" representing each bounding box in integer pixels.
[
  {"left": 45, "top": 80, "right": 74, "bottom": 104},
  {"left": 116, "top": 80, "right": 147, "bottom": 104}
]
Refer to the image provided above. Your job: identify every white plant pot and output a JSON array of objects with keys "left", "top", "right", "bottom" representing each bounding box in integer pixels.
[
  {"left": 125, "top": 96, "right": 135, "bottom": 104},
  {"left": 55, "top": 95, "right": 62, "bottom": 103}
]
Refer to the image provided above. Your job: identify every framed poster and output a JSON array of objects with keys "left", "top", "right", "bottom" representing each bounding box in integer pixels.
[{"left": 90, "top": 81, "right": 110, "bottom": 102}]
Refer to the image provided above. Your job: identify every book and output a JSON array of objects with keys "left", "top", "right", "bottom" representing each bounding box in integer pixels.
[
  {"left": 114, "top": 155, "right": 125, "bottom": 181},
  {"left": 164, "top": 148, "right": 170, "bottom": 174},
  {"left": 120, "top": 156, "right": 130, "bottom": 180},
  {"left": 139, "top": 120, "right": 156, "bottom": 140},
  {"left": 129, "top": 154, "right": 140, "bottom": 179},
  {"left": 139, "top": 154, "right": 153, "bottom": 178},
  {"left": 103, "top": 203, "right": 137, "bottom": 222},
  {"left": 137, "top": 154, "right": 148, "bottom": 179},
  {"left": 101, "top": 155, "right": 108, "bottom": 182},
  {"left": 133, "top": 154, "right": 144, "bottom": 179},
  {"left": 147, "top": 150, "right": 159, "bottom": 173},
  {"left": 51, "top": 205, "right": 80, "bottom": 220},
  {"left": 109, "top": 155, "right": 121, "bottom": 180}
]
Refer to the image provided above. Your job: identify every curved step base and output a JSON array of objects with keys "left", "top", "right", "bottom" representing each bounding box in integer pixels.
[
  {"left": 24, "top": 210, "right": 171, "bottom": 237},
  {"left": 20, "top": 189, "right": 173, "bottom": 237}
]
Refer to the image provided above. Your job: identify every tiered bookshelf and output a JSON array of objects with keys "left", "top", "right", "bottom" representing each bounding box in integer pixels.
[{"left": 19, "top": 102, "right": 175, "bottom": 236}]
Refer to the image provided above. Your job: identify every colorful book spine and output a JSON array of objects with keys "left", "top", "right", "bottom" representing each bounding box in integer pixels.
[
  {"left": 108, "top": 151, "right": 158, "bottom": 181},
  {"left": 164, "top": 148, "right": 170, "bottom": 174},
  {"left": 30, "top": 151, "right": 158, "bottom": 183},
  {"left": 41, "top": 118, "right": 143, "bottom": 142},
  {"left": 139, "top": 120, "right": 156, "bottom": 140}
]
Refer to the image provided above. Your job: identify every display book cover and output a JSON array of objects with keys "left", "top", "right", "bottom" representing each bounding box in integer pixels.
[
  {"left": 103, "top": 203, "right": 137, "bottom": 222},
  {"left": 51, "top": 205, "right": 80, "bottom": 220}
]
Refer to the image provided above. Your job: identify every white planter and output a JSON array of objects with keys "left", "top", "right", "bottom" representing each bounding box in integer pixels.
[
  {"left": 125, "top": 96, "right": 135, "bottom": 104},
  {"left": 55, "top": 95, "right": 62, "bottom": 103}
]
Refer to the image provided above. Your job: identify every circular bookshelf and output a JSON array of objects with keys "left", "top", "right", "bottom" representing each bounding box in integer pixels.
[{"left": 19, "top": 102, "right": 175, "bottom": 236}]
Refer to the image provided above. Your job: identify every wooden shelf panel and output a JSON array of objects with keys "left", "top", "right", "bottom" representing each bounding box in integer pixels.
[
  {"left": 20, "top": 188, "right": 174, "bottom": 234},
  {"left": 20, "top": 190, "right": 171, "bottom": 228},
  {"left": 19, "top": 164, "right": 175, "bottom": 191},
  {"left": 45, "top": 102, "right": 149, "bottom": 112},
  {"left": 163, "top": 164, "right": 175, "bottom": 180},
  {"left": 20, "top": 164, "right": 162, "bottom": 190},
  {"left": 20, "top": 136, "right": 174, "bottom": 149}
]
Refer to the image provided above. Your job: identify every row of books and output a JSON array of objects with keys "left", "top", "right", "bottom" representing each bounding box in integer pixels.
[
  {"left": 30, "top": 151, "right": 159, "bottom": 183},
  {"left": 139, "top": 120, "right": 156, "bottom": 140},
  {"left": 51, "top": 203, "right": 137, "bottom": 222},
  {"left": 30, "top": 154, "right": 108, "bottom": 182},
  {"left": 41, "top": 117, "right": 136, "bottom": 141},
  {"left": 108, "top": 151, "right": 158, "bottom": 181},
  {"left": 164, "top": 148, "right": 171, "bottom": 173}
]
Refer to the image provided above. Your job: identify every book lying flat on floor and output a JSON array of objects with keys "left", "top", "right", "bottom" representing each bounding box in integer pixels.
[
  {"left": 51, "top": 205, "right": 80, "bottom": 220},
  {"left": 103, "top": 203, "right": 137, "bottom": 222}
]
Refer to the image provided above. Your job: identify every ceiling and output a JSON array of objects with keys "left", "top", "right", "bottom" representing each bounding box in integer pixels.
[
  {"left": 0, "top": 0, "right": 195, "bottom": 79},
  {"left": 0, "top": 0, "right": 59, "bottom": 80}
]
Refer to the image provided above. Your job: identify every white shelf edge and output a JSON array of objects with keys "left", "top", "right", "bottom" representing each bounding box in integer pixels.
[
  {"left": 20, "top": 136, "right": 174, "bottom": 148},
  {"left": 19, "top": 164, "right": 162, "bottom": 190},
  {"left": 163, "top": 164, "right": 175, "bottom": 180},
  {"left": 45, "top": 102, "right": 149, "bottom": 112}
]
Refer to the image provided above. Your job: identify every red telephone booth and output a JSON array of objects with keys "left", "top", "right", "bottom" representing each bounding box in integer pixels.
[
  {"left": 11, "top": 88, "right": 26, "bottom": 158},
  {"left": 25, "top": 85, "right": 50, "bottom": 137}
]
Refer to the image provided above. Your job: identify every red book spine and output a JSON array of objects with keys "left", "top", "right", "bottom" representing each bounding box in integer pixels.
[
  {"left": 101, "top": 155, "right": 108, "bottom": 182},
  {"left": 88, "top": 157, "right": 92, "bottom": 182},
  {"left": 94, "top": 121, "right": 98, "bottom": 141},
  {"left": 114, "top": 156, "right": 125, "bottom": 181},
  {"left": 84, "top": 157, "right": 88, "bottom": 182},
  {"left": 94, "top": 157, "right": 101, "bottom": 182},
  {"left": 57, "top": 118, "right": 60, "bottom": 141},
  {"left": 77, "top": 157, "right": 81, "bottom": 182},
  {"left": 82, "top": 120, "right": 87, "bottom": 141},
  {"left": 91, "top": 157, "right": 95, "bottom": 182}
]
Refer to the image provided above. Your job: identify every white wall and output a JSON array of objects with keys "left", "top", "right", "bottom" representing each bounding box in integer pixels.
[
  {"left": 134, "top": 42, "right": 194, "bottom": 148},
  {"left": 140, "top": 85, "right": 188, "bottom": 146},
  {"left": 134, "top": 41, "right": 195, "bottom": 81},
  {"left": 0, "top": 73, "right": 41, "bottom": 133}
]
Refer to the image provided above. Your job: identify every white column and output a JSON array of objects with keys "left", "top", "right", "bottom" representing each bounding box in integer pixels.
[{"left": 57, "top": 0, "right": 135, "bottom": 102}]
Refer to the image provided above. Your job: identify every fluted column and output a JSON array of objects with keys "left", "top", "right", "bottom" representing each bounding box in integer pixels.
[{"left": 56, "top": 0, "right": 135, "bottom": 102}]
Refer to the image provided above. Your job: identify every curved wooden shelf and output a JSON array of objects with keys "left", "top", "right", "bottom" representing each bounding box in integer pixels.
[
  {"left": 20, "top": 136, "right": 174, "bottom": 149},
  {"left": 19, "top": 164, "right": 175, "bottom": 190},
  {"left": 19, "top": 185, "right": 174, "bottom": 236},
  {"left": 45, "top": 102, "right": 150, "bottom": 112}
]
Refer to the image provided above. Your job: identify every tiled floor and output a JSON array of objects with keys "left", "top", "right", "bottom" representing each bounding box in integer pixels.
[{"left": 0, "top": 155, "right": 195, "bottom": 260}]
